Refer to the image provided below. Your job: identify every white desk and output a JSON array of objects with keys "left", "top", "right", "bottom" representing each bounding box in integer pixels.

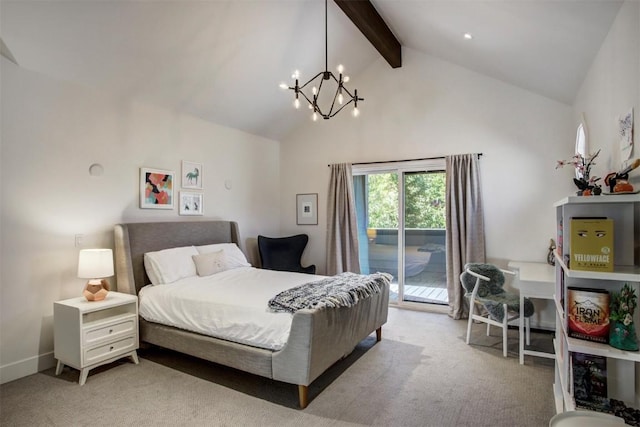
[{"left": 508, "top": 261, "right": 556, "bottom": 365}]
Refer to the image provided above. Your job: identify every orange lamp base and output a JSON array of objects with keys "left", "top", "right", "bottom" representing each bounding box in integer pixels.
[{"left": 83, "top": 279, "right": 110, "bottom": 301}]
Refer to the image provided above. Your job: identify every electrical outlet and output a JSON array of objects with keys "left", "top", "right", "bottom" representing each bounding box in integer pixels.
[{"left": 75, "top": 234, "right": 84, "bottom": 247}]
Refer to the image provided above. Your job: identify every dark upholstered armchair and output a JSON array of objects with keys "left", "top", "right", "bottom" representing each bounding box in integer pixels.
[{"left": 257, "top": 234, "right": 316, "bottom": 274}]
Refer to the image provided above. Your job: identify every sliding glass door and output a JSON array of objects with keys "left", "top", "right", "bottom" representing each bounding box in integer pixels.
[
  {"left": 402, "top": 171, "right": 447, "bottom": 304},
  {"left": 353, "top": 159, "right": 447, "bottom": 306}
]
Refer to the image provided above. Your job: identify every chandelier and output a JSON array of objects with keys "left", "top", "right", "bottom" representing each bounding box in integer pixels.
[{"left": 280, "top": 0, "right": 363, "bottom": 121}]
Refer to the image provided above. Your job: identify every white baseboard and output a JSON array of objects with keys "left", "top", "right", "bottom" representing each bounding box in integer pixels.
[{"left": 0, "top": 351, "right": 56, "bottom": 384}]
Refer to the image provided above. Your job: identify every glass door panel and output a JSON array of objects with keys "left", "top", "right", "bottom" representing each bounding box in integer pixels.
[
  {"left": 354, "top": 172, "right": 400, "bottom": 302},
  {"left": 402, "top": 171, "right": 447, "bottom": 304}
]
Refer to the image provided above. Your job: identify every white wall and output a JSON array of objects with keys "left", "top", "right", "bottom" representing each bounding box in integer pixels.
[
  {"left": 0, "top": 58, "right": 281, "bottom": 383},
  {"left": 573, "top": 0, "right": 640, "bottom": 187},
  {"left": 280, "top": 47, "right": 574, "bottom": 275}
]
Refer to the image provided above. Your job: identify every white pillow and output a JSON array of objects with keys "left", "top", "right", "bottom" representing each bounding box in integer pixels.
[
  {"left": 196, "top": 243, "right": 251, "bottom": 269},
  {"left": 144, "top": 246, "right": 198, "bottom": 284},
  {"left": 192, "top": 250, "right": 228, "bottom": 277}
]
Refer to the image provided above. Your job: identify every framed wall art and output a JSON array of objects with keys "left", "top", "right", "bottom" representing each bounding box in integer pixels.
[
  {"left": 181, "top": 160, "right": 202, "bottom": 189},
  {"left": 140, "top": 167, "right": 174, "bottom": 209},
  {"left": 619, "top": 108, "right": 633, "bottom": 161},
  {"left": 296, "top": 193, "right": 318, "bottom": 225},
  {"left": 179, "top": 192, "right": 203, "bottom": 216}
]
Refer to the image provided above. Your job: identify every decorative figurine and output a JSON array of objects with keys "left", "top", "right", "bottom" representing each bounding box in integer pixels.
[
  {"left": 547, "top": 239, "right": 556, "bottom": 266},
  {"left": 604, "top": 158, "right": 639, "bottom": 193}
]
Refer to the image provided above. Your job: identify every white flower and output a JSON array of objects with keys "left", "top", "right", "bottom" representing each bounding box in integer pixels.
[{"left": 623, "top": 313, "right": 633, "bottom": 326}]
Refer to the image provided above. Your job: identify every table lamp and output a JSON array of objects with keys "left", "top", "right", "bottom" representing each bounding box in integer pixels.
[{"left": 77, "top": 248, "right": 114, "bottom": 301}]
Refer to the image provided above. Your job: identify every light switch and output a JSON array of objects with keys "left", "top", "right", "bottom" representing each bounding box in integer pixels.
[{"left": 75, "top": 234, "right": 84, "bottom": 247}]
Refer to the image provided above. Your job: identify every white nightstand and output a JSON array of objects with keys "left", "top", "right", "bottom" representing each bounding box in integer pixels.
[{"left": 54, "top": 292, "right": 139, "bottom": 385}]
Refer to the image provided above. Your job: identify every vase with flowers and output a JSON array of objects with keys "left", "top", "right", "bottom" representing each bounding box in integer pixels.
[
  {"left": 609, "top": 283, "right": 639, "bottom": 351},
  {"left": 556, "top": 149, "right": 602, "bottom": 196}
]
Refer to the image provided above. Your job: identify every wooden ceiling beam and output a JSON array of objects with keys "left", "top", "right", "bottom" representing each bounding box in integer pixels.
[{"left": 334, "top": 0, "right": 401, "bottom": 68}]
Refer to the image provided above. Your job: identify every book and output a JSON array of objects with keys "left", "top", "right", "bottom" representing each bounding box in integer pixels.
[
  {"left": 557, "top": 218, "right": 563, "bottom": 257},
  {"left": 559, "top": 268, "right": 565, "bottom": 309},
  {"left": 570, "top": 217, "right": 614, "bottom": 272},
  {"left": 567, "top": 287, "right": 610, "bottom": 343},
  {"left": 572, "top": 352, "right": 608, "bottom": 409}
]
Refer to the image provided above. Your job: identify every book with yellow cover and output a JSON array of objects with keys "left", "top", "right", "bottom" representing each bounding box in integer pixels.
[{"left": 570, "top": 217, "right": 614, "bottom": 272}]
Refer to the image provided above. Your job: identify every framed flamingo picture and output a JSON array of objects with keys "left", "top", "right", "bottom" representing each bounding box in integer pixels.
[
  {"left": 181, "top": 160, "right": 203, "bottom": 189},
  {"left": 140, "top": 167, "right": 174, "bottom": 209}
]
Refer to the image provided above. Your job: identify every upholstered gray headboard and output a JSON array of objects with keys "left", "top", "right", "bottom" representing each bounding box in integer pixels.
[{"left": 114, "top": 221, "right": 240, "bottom": 295}]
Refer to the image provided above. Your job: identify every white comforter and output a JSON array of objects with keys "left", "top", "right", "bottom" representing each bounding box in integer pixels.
[{"left": 139, "top": 267, "right": 323, "bottom": 351}]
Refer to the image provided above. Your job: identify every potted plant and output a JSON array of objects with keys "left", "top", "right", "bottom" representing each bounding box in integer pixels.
[
  {"left": 556, "top": 149, "right": 602, "bottom": 195},
  {"left": 609, "top": 283, "right": 639, "bottom": 351}
]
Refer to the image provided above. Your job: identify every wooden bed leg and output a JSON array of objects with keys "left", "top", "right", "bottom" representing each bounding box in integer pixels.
[
  {"left": 298, "top": 385, "right": 309, "bottom": 409},
  {"left": 376, "top": 327, "right": 382, "bottom": 342}
]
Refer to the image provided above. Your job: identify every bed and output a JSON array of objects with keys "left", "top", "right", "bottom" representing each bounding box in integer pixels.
[{"left": 114, "top": 221, "right": 390, "bottom": 408}]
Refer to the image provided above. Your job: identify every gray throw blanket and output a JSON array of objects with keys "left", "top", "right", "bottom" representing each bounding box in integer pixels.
[{"left": 268, "top": 272, "right": 392, "bottom": 314}]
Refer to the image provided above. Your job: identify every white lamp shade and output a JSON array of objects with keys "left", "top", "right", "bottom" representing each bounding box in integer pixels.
[{"left": 77, "top": 249, "right": 114, "bottom": 279}]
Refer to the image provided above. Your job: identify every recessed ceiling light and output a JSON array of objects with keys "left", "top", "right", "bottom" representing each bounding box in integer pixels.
[{"left": 464, "top": 33, "right": 473, "bottom": 40}]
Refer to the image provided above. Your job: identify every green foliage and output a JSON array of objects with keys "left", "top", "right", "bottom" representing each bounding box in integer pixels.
[
  {"left": 366, "top": 172, "right": 446, "bottom": 229},
  {"left": 367, "top": 173, "right": 399, "bottom": 228},
  {"left": 405, "top": 172, "right": 446, "bottom": 228}
]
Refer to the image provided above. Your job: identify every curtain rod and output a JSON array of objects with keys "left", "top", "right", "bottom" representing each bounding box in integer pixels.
[{"left": 327, "top": 153, "right": 483, "bottom": 167}]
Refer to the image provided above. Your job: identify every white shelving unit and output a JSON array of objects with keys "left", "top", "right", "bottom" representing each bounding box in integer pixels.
[{"left": 553, "top": 194, "right": 640, "bottom": 414}]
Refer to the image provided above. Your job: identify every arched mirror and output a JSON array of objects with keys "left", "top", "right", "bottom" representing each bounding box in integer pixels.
[{"left": 575, "top": 114, "right": 588, "bottom": 179}]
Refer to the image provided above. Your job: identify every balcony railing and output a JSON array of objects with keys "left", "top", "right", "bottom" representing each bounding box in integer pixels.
[{"left": 361, "top": 228, "right": 447, "bottom": 305}]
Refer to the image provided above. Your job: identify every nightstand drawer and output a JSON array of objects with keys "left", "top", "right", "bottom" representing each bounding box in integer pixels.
[
  {"left": 83, "top": 315, "right": 137, "bottom": 346},
  {"left": 84, "top": 335, "right": 136, "bottom": 366}
]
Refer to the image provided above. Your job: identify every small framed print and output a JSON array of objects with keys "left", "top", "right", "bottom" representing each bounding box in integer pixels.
[
  {"left": 140, "top": 167, "right": 174, "bottom": 209},
  {"left": 296, "top": 193, "right": 318, "bottom": 225},
  {"left": 179, "top": 192, "right": 203, "bottom": 216},
  {"left": 181, "top": 160, "right": 202, "bottom": 189}
]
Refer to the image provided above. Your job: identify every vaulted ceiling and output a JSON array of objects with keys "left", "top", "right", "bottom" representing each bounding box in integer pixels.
[{"left": 1, "top": 0, "right": 623, "bottom": 141}]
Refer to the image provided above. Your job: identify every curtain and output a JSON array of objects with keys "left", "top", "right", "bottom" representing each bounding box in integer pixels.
[
  {"left": 445, "top": 153, "right": 485, "bottom": 319},
  {"left": 326, "top": 163, "right": 360, "bottom": 275}
]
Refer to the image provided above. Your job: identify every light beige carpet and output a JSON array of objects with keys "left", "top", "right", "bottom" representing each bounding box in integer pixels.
[{"left": 0, "top": 307, "right": 555, "bottom": 426}]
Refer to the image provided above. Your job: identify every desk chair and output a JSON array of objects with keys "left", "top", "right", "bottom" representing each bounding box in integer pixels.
[
  {"left": 258, "top": 234, "right": 316, "bottom": 274},
  {"left": 460, "top": 263, "right": 535, "bottom": 357}
]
